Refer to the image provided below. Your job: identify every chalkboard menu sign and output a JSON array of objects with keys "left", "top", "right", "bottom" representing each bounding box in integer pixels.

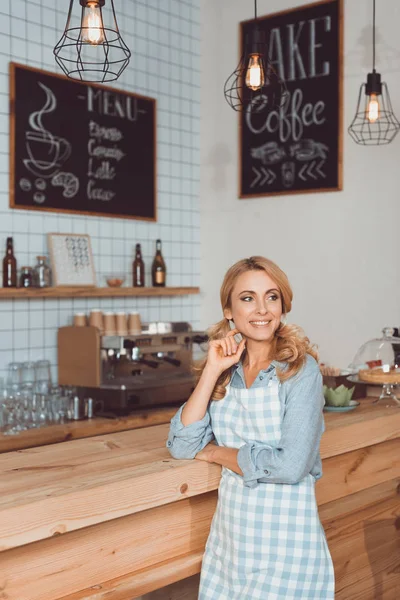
[
  {"left": 10, "top": 63, "right": 156, "bottom": 220},
  {"left": 240, "top": 0, "right": 343, "bottom": 197}
]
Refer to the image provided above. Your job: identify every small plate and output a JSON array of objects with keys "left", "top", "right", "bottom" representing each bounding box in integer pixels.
[{"left": 323, "top": 400, "right": 360, "bottom": 412}]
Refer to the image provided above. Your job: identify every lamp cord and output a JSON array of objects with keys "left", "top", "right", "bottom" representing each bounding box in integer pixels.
[
  {"left": 372, "top": 0, "right": 376, "bottom": 71},
  {"left": 254, "top": 0, "right": 257, "bottom": 20}
]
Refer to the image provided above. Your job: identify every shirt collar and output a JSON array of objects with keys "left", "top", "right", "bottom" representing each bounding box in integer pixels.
[{"left": 232, "top": 359, "right": 285, "bottom": 374}]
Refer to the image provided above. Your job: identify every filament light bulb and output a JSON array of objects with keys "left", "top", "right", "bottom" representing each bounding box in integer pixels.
[
  {"left": 82, "top": 2, "right": 104, "bottom": 45},
  {"left": 367, "top": 93, "right": 380, "bottom": 123},
  {"left": 245, "top": 55, "right": 265, "bottom": 91}
]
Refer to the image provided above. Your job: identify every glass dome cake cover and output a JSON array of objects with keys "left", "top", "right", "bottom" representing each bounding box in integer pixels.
[
  {"left": 350, "top": 327, "right": 400, "bottom": 373},
  {"left": 348, "top": 326, "right": 400, "bottom": 390}
]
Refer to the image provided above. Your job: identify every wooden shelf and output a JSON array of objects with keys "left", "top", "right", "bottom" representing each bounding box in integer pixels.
[{"left": 0, "top": 286, "right": 200, "bottom": 299}]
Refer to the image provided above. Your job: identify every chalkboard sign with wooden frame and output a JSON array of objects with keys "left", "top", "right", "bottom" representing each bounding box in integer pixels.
[
  {"left": 239, "top": 0, "right": 343, "bottom": 198},
  {"left": 10, "top": 63, "right": 157, "bottom": 221}
]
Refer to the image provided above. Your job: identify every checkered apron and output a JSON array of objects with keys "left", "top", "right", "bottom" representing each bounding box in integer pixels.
[{"left": 198, "top": 374, "right": 335, "bottom": 600}]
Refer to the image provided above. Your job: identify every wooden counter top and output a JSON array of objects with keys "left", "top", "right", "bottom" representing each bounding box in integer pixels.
[
  {"left": 1, "top": 398, "right": 399, "bottom": 554},
  {"left": 0, "top": 406, "right": 178, "bottom": 454}
]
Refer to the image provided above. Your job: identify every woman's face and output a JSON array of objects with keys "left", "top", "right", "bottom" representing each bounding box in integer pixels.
[{"left": 224, "top": 270, "right": 283, "bottom": 343}]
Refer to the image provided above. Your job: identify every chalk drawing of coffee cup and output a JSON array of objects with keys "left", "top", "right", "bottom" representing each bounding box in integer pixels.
[
  {"left": 25, "top": 131, "right": 71, "bottom": 178},
  {"left": 23, "top": 81, "right": 71, "bottom": 179},
  {"left": 281, "top": 161, "right": 296, "bottom": 188}
]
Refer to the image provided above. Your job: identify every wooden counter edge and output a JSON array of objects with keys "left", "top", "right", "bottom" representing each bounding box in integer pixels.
[
  {"left": 321, "top": 408, "right": 400, "bottom": 459},
  {"left": 0, "top": 459, "right": 222, "bottom": 553},
  {"left": 0, "top": 406, "right": 178, "bottom": 454}
]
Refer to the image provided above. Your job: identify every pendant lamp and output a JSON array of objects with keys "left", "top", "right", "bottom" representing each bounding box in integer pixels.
[
  {"left": 54, "top": 0, "right": 131, "bottom": 83},
  {"left": 348, "top": 0, "right": 400, "bottom": 145},
  {"left": 224, "top": 0, "right": 287, "bottom": 113}
]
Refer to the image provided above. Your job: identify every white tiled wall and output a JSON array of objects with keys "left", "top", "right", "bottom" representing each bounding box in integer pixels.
[{"left": 0, "top": 0, "right": 201, "bottom": 382}]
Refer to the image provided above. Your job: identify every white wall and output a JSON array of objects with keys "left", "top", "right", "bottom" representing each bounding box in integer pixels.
[
  {"left": 200, "top": 0, "right": 400, "bottom": 368},
  {"left": 0, "top": 0, "right": 201, "bottom": 381}
]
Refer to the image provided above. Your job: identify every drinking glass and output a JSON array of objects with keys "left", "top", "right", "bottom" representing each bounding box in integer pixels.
[
  {"left": 30, "top": 394, "right": 42, "bottom": 428},
  {"left": 0, "top": 378, "right": 7, "bottom": 431},
  {"left": 0, "top": 402, "right": 5, "bottom": 430},
  {"left": 58, "top": 397, "right": 71, "bottom": 423},
  {"left": 2, "top": 392, "right": 21, "bottom": 435},
  {"left": 49, "top": 386, "right": 62, "bottom": 423},
  {"left": 37, "top": 394, "right": 50, "bottom": 426},
  {"left": 21, "top": 361, "right": 36, "bottom": 390},
  {"left": 60, "top": 386, "right": 76, "bottom": 421},
  {"left": 20, "top": 389, "right": 35, "bottom": 429},
  {"left": 13, "top": 391, "right": 28, "bottom": 432},
  {"left": 6, "top": 362, "right": 22, "bottom": 392},
  {"left": 0, "top": 383, "right": 6, "bottom": 431},
  {"left": 34, "top": 360, "right": 52, "bottom": 394}
]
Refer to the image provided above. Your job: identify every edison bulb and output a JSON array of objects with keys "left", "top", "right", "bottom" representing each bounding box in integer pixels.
[
  {"left": 245, "top": 55, "right": 265, "bottom": 91},
  {"left": 81, "top": 2, "right": 105, "bottom": 45},
  {"left": 367, "top": 93, "right": 380, "bottom": 123}
]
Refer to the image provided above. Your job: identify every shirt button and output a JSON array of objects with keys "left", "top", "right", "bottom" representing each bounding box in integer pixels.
[
  {"left": 167, "top": 441, "right": 172, "bottom": 447},
  {"left": 259, "top": 376, "right": 264, "bottom": 380},
  {"left": 264, "top": 469, "right": 269, "bottom": 475}
]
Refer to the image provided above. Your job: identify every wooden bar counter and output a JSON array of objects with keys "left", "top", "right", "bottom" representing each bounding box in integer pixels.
[
  {"left": 0, "top": 407, "right": 178, "bottom": 454},
  {"left": 1, "top": 398, "right": 399, "bottom": 600}
]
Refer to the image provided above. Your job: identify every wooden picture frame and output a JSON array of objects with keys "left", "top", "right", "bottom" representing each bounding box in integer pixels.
[
  {"left": 9, "top": 62, "right": 157, "bottom": 221},
  {"left": 239, "top": 0, "right": 343, "bottom": 198},
  {"left": 47, "top": 233, "right": 96, "bottom": 287}
]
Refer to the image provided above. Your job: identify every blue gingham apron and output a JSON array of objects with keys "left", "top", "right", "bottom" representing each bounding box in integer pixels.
[{"left": 198, "top": 374, "right": 335, "bottom": 600}]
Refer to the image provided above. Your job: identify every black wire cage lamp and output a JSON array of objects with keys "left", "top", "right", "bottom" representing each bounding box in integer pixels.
[
  {"left": 54, "top": 0, "right": 131, "bottom": 83},
  {"left": 348, "top": 0, "right": 400, "bottom": 145},
  {"left": 224, "top": 0, "right": 287, "bottom": 113}
]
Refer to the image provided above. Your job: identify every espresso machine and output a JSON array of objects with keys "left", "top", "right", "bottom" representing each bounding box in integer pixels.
[{"left": 57, "top": 322, "right": 208, "bottom": 416}]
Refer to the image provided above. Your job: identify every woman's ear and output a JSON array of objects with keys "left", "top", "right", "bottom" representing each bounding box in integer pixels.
[{"left": 223, "top": 309, "right": 232, "bottom": 321}]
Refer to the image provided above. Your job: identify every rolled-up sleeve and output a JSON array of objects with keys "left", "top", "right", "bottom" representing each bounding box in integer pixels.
[
  {"left": 237, "top": 358, "right": 324, "bottom": 487},
  {"left": 166, "top": 403, "right": 215, "bottom": 459}
]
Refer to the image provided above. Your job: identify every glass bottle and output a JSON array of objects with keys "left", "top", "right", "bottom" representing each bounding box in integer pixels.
[
  {"left": 132, "top": 243, "right": 145, "bottom": 287},
  {"left": 151, "top": 239, "right": 166, "bottom": 287},
  {"left": 33, "top": 256, "right": 52, "bottom": 288},
  {"left": 20, "top": 267, "right": 33, "bottom": 288},
  {"left": 2, "top": 237, "right": 17, "bottom": 288}
]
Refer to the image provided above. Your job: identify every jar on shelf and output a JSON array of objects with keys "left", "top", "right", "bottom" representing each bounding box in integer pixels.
[
  {"left": 19, "top": 267, "right": 33, "bottom": 288},
  {"left": 33, "top": 256, "right": 52, "bottom": 288}
]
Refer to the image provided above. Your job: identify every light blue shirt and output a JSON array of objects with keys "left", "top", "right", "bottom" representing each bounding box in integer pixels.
[{"left": 166, "top": 355, "right": 325, "bottom": 487}]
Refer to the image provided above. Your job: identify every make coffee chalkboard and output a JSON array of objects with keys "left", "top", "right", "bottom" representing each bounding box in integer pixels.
[
  {"left": 10, "top": 63, "right": 156, "bottom": 220},
  {"left": 240, "top": 0, "right": 343, "bottom": 197}
]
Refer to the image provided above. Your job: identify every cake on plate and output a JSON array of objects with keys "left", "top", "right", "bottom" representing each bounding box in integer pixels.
[{"left": 358, "top": 368, "right": 400, "bottom": 384}]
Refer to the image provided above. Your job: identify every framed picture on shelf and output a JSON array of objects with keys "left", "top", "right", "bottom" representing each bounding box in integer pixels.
[{"left": 47, "top": 233, "right": 96, "bottom": 287}]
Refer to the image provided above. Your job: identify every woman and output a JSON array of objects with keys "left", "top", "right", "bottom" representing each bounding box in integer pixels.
[{"left": 166, "top": 256, "right": 335, "bottom": 599}]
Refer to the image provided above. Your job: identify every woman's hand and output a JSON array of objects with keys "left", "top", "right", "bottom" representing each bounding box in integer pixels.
[
  {"left": 195, "top": 442, "right": 217, "bottom": 463},
  {"left": 205, "top": 328, "right": 246, "bottom": 375}
]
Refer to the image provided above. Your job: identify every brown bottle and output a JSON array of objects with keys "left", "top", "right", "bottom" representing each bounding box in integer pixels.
[
  {"left": 133, "top": 243, "right": 145, "bottom": 287},
  {"left": 3, "top": 237, "right": 17, "bottom": 288},
  {"left": 151, "top": 239, "right": 166, "bottom": 287}
]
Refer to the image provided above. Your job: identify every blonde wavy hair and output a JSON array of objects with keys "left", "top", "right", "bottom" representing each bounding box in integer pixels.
[{"left": 194, "top": 256, "right": 318, "bottom": 400}]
